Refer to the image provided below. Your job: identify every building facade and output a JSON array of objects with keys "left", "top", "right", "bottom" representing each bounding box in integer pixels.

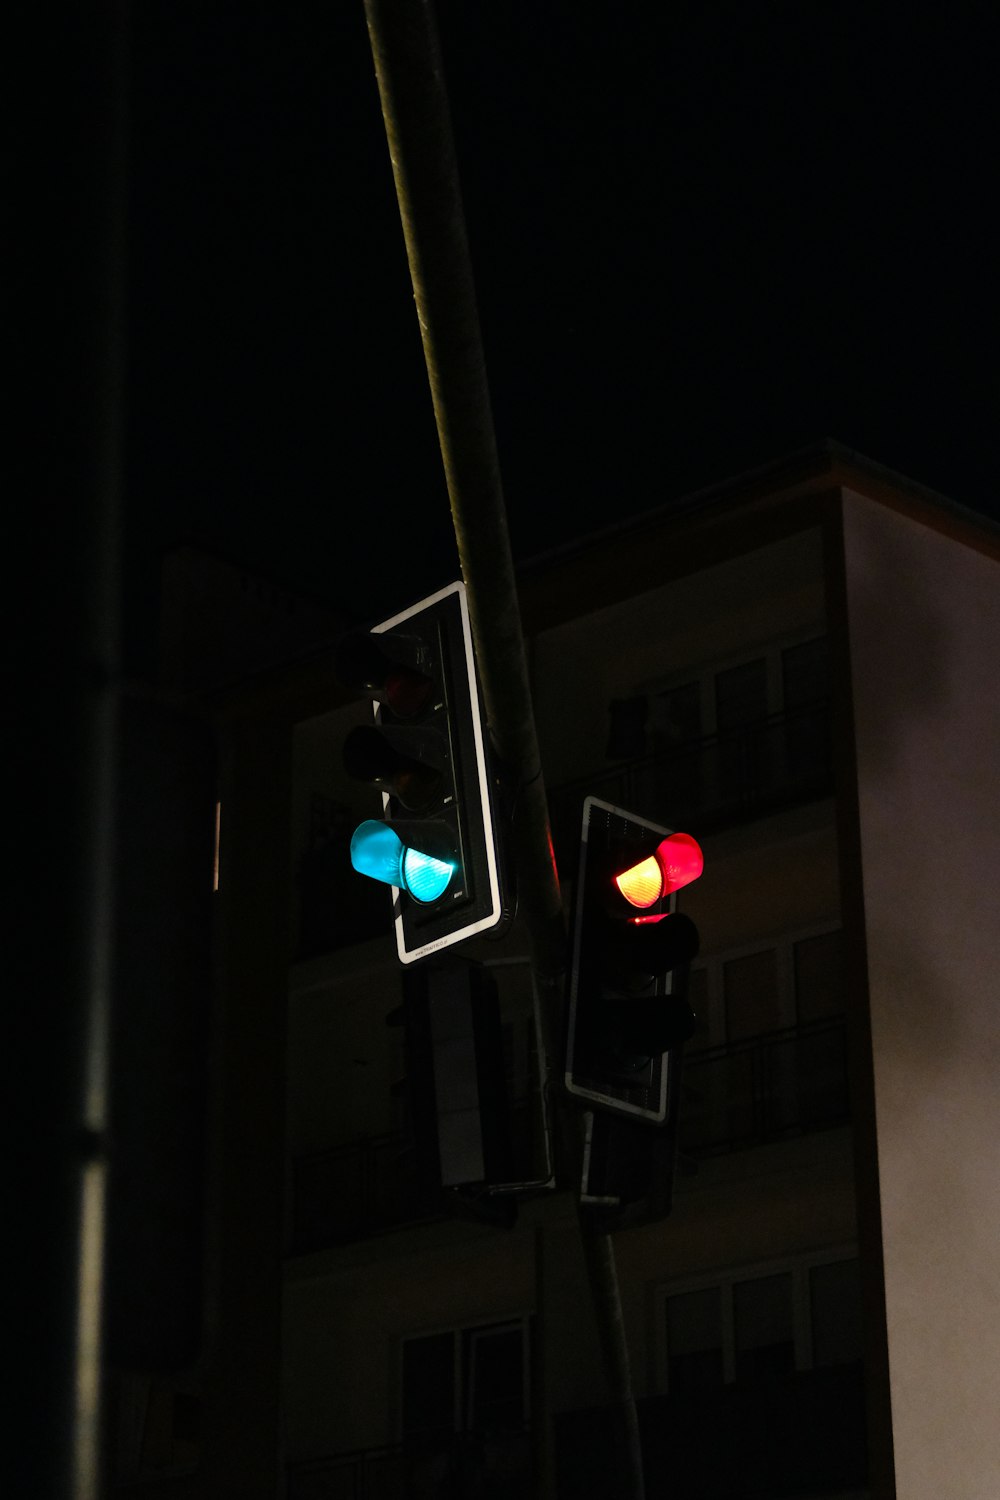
[{"left": 108, "top": 447, "right": 1000, "bottom": 1500}]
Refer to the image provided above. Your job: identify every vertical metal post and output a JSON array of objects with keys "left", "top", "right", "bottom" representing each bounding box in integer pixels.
[{"left": 12, "top": 5, "right": 128, "bottom": 1496}]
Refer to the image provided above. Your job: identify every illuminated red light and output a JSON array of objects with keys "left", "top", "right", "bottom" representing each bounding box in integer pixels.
[
  {"left": 615, "top": 832, "right": 704, "bottom": 909},
  {"left": 655, "top": 832, "right": 703, "bottom": 894}
]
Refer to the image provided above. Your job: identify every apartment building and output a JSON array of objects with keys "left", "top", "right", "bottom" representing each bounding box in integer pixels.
[{"left": 108, "top": 445, "right": 1000, "bottom": 1500}]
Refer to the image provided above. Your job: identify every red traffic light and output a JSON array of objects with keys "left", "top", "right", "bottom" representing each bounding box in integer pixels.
[
  {"left": 614, "top": 832, "right": 703, "bottom": 909},
  {"left": 566, "top": 799, "right": 703, "bottom": 1124}
]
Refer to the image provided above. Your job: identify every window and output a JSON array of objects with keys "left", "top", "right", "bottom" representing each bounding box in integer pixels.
[
  {"left": 652, "top": 680, "right": 704, "bottom": 808},
  {"left": 665, "top": 1286, "right": 724, "bottom": 1393},
  {"left": 724, "top": 948, "right": 782, "bottom": 1040},
  {"left": 715, "top": 657, "right": 769, "bottom": 733},
  {"left": 687, "top": 923, "right": 844, "bottom": 1051},
  {"left": 733, "top": 1272, "right": 795, "bottom": 1381},
  {"left": 630, "top": 633, "right": 830, "bottom": 815},
  {"left": 782, "top": 636, "right": 830, "bottom": 710},
  {"left": 685, "top": 967, "right": 711, "bottom": 1053},
  {"left": 401, "top": 1318, "right": 530, "bottom": 1442},
  {"left": 466, "top": 1325, "right": 525, "bottom": 1436},
  {"left": 400, "top": 1319, "right": 532, "bottom": 1499},
  {"left": 680, "top": 925, "right": 848, "bottom": 1152},
  {"left": 782, "top": 636, "right": 831, "bottom": 782},
  {"left": 810, "top": 1257, "right": 864, "bottom": 1368},
  {"left": 401, "top": 1332, "right": 456, "bottom": 1440},
  {"left": 660, "top": 1250, "right": 862, "bottom": 1394},
  {"left": 659, "top": 680, "right": 702, "bottom": 747},
  {"left": 794, "top": 929, "right": 845, "bottom": 1024}
]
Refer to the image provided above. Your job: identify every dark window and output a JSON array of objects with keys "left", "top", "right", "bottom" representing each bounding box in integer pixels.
[
  {"left": 782, "top": 637, "right": 831, "bottom": 782},
  {"left": 402, "top": 1333, "right": 454, "bottom": 1439},
  {"left": 685, "top": 967, "right": 711, "bottom": 1052},
  {"left": 403, "top": 1322, "right": 528, "bottom": 1444},
  {"left": 810, "top": 1259, "right": 864, "bottom": 1368},
  {"left": 734, "top": 1273, "right": 795, "bottom": 1382},
  {"left": 716, "top": 659, "right": 768, "bottom": 730},
  {"left": 465, "top": 1326, "right": 525, "bottom": 1435},
  {"left": 606, "top": 697, "right": 649, "bottom": 760},
  {"left": 794, "top": 930, "right": 845, "bottom": 1023},
  {"left": 782, "top": 637, "right": 829, "bottom": 709},
  {"left": 716, "top": 658, "right": 768, "bottom": 800},
  {"left": 666, "top": 1286, "right": 724, "bottom": 1393},
  {"left": 655, "top": 681, "right": 703, "bottom": 812},
  {"left": 659, "top": 681, "right": 702, "bottom": 745},
  {"left": 724, "top": 949, "right": 780, "bottom": 1041}
]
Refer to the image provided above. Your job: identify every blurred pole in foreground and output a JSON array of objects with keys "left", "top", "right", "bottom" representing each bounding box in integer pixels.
[{"left": 11, "top": 5, "right": 129, "bottom": 1496}]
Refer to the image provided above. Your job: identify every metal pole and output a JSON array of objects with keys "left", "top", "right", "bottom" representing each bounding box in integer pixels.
[
  {"left": 362, "top": 5, "right": 645, "bottom": 1495},
  {"left": 363, "top": 0, "right": 564, "bottom": 987},
  {"left": 13, "top": 5, "right": 128, "bottom": 1496}
]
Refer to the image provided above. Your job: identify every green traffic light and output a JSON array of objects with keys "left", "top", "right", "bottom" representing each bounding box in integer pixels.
[{"left": 350, "top": 820, "right": 455, "bottom": 904}]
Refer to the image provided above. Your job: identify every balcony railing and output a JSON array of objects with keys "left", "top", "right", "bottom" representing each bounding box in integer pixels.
[
  {"left": 557, "top": 1362, "right": 867, "bottom": 1499},
  {"left": 549, "top": 701, "right": 832, "bottom": 864},
  {"left": 679, "top": 1016, "right": 850, "bottom": 1158},
  {"left": 289, "top": 1363, "right": 866, "bottom": 1500},
  {"left": 289, "top": 1022, "right": 848, "bottom": 1255},
  {"left": 288, "top": 1432, "right": 531, "bottom": 1500},
  {"left": 288, "top": 1444, "right": 403, "bottom": 1500},
  {"left": 290, "top": 1134, "right": 445, "bottom": 1255},
  {"left": 290, "top": 1094, "right": 541, "bottom": 1256}
]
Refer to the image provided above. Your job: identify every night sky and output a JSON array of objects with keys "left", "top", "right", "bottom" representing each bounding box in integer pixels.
[{"left": 125, "top": 1, "right": 1000, "bottom": 666}]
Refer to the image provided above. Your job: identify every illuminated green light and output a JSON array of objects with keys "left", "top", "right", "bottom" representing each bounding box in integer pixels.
[
  {"left": 401, "top": 846, "right": 455, "bottom": 903},
  {"left": 350, "top": 820, "right": 454, "bottom": 904}
]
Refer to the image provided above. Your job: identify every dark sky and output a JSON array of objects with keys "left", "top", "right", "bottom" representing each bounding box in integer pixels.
[{"left": 125, "top": 1, "right": 1000, "bottom": 662}]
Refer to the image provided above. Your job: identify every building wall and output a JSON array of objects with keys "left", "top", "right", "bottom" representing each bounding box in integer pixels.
[
  {"left": 842, "top": 491, "right": 1000, "bottom": 1497},
  {"left": 280, "top": 512, "right": 861, "bottom": 1483},
  {"left": 620, "top": 1126, "right": 859, "bottom": 1394},
  {"left": 287, "top": 949, "right": 401, "bottom": 1153},
  {"left": 530, "top": 527, "right": 825, "bottom": 788},
  {"left": 284, "top": 1223, "right": 537, "bottom": 1457}
]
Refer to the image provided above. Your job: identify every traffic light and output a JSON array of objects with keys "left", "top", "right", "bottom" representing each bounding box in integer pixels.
[
  {"left": 565, "top": 796, "right": 703, "bottom": 1124},
  {"left": 337, "top": 580, "right": 508, "bottom": 964}
]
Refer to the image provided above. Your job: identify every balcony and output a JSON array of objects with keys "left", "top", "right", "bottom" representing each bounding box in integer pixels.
[
  {"left": 290, "top": 1134, "right": 445, "bottom": 1255},
  {"left": 287, "top": 1365, "right": 866, "bottom": 1499},
  {"left": 557, "top": 1362, "right": 867, "bottom": 1499},
  {"left": 290, "top": 1097, "right": 540, "bottom": 1255},
  {"left": 289, "top": 1020, "right": 848, "bottom": 1255},
  {"left": 288, "top": 1431, "right": 531, "bottom": 1500},
  {"left": 549, "top": 701, "right": 833, "bottom": 865},
  {"left": 680, "top": 1016, "right": 850, "bottom": 1159}
]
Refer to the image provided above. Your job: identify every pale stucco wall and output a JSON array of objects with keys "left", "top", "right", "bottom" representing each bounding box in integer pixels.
[{"left": 842, "top": 492, "right": 1000, "bottom": 1497}]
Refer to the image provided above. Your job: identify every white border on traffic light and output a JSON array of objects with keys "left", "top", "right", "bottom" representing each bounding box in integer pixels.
[
  {"left": 373, "top": 579, "right": 503, "bottom": 964},
  {"left": 565, "top": 795, "right": 678, "bottom": 1122}
]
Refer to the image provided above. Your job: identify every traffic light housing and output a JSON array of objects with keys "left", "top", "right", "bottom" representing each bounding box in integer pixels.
[
  {"left": 565, "top": 796, "right": 703, "bottom": 1124},
  {"left": 395, "top": 959, "right": 513, "bottom": 1193},
  {"left": 337, "top": 580, "right": 508, "bottom": 964}
]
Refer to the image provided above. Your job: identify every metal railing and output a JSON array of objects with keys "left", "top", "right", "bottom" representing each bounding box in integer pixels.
[
  {"left": 288, "top": 1445, "right": 404, "bottom": 1500},
  {"left": 556, "top": 1362, "right": 867, "bottom": 1499},
  {"left": 290, "top": 1134, "right": 444, "bottom": 1255},
  {"left": 289, "top": 1021, "right": 849, "bottom": 1255},
  {"left": 288, "top": 1432, "right": 532, "bottom": 1500},
  {"left": 290, "top": 1097, "right": 539, "bottom": 1255},
  {"left": 549, "top": 701, "right": 832, "bottom": 860},
  {"left": 679, "top": 1016, "right": 850, "bottom": 1157}
]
